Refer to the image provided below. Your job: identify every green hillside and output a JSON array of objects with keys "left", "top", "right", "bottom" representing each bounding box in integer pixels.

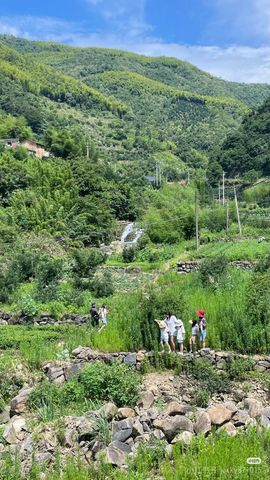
[
  {"left": 2, "top": 35, "right": 270, "bottom": 107},
  {"left": 211, "top": 96, "right": 270, "bottom": 179}
]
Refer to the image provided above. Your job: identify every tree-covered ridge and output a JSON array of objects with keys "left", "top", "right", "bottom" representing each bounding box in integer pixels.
[
  {"left": 2, "top": 35, "right": 270, "bottom": 107},
  {"left": 0, "top": 43, "right": 129, "bottom": 116},
  {"left": 94, "top": 70, "right": 247, "bottom": 109},
  {"left": 212, "top": 96, "right": 270, "bottom": 178}
]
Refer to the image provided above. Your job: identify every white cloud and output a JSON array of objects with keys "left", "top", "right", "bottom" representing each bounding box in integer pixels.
[{"left": 0, "top": 14, "right": 270, "bottom": 83}]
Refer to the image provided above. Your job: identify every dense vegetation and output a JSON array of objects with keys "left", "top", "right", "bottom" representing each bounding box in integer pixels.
[{"left": 210, "top": 97, "right": 270, "bottom": 181}]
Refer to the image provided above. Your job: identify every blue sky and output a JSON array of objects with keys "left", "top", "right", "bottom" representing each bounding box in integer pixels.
[{"left": 0, "top": 0, "right": 270, "bottom": 82}]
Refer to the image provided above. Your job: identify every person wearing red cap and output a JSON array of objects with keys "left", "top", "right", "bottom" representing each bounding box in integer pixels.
[{"left": 197, "top": 310, "right": 207, "bottom": 349}]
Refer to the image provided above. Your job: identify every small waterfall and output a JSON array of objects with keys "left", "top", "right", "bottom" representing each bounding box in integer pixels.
[{"left": 121, "top": 223, "right": 144, "bottom": 246}]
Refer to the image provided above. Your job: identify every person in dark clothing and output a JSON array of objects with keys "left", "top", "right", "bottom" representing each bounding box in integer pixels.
[{"left": 90, "top": 302, "right": 100, "bottom": 327}]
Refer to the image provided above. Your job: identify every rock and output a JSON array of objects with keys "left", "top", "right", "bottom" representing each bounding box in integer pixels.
[
  {"left": 194, "top": 411, "right": 211, "bottom": 435},
  {"left": 171, "top": 431, "right": 194, "bottom": 446},
  {"left": 137, "top": 392, "right": 155, "bottom": 410},
  {"left": 218, "top": 422, "right": 237, "bottom": 437},
  {"left": 0, "top": 407, "right": 10, "bottom": 424},
  {"left": 233, "top": 410, "right": 251, "bottom": 427},
  {"left": 46, "top": 366, "right": 65, "bottom": 382},
  {"left": 3, "top": 416, "right": 27, "bottom": 444},
  {"left": 117, "top": 408, "right": 136, "bottom": 420},
  {"left": 124, "top": 353, "right": 137, "bottom": 366},
  {"left": 261, "top": 407, "right": 270, "bottom": 428},
  {"left": 63, "top": 427, "right": 77, "bottom": 448},
  {"left": 162, "top": 401, "right": 192, "bottom": 417},
  {"left": 153, "top": 415, "right": 193, "bottom": 442},
  {"left": 151, "top": 429, "right": 165, "bottom": 440},
  {"left": 244, "top": 398, "right": 263, "bottom": 418},
  {"left": 77, "top": 416, "right": 98, "bottom": 439},
  {"left": 10, "top": 387, "right": 34, "bottom": 416},
  {"left": 208, "top": 405, "right": 232, "bottom": 426},
  {"left": 132, "top": 419, "right": 144, "bottom": 437},
  {"left": 136, "top": 351, "right": 146, "bottom": 362},
  {"left": 106, "top": 441, "right": 131, "bottom": 467},
  {"left": 99, "top": 402, "right": 118, "bottom": 421},
  {"left": 224, "top": 401, "right": 238, "bottom": 414},
  {"left": 233, "top": 390, "right": 245, "bottom": 402},
  {"left": 112, "top": 418, "right": 135, "bottom": 442}
]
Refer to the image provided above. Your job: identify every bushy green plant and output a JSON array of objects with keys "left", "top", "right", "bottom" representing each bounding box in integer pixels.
[
  {"left": 122, "top": 246, "right": 136, "bottom": 263},
  {"left": 194, "top": 389, "right": 210, "bottom": 408},
  {"left": 226, "top": 357, "right": 256, "bottom": 380},
  {"left": 79, "top": 361, "right": 141, "bottom": 407},
  {"left": 199, "top": 255, "right": 228, "bottom": 288},
  {"left": 91, "top": 272, "right": 114, "bottom": 297},
  {"left": 35, "top": 255, "right": 64, "bottom": 302}
]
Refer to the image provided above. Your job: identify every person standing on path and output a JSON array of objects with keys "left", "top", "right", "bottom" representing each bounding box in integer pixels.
[
  {"left": 155, "top": 319, "right": 171, "bottom": 352},
  {"left": 174, "top": 319, "right": 186, "bottom": 355},
  {"left": 90, "top": 302, "right": 100, "bottom": 327},
  {"left": 189, "top": 319, "right": 198, "bottom": 357},
  {"left": 165, "top": 312, "right": 177, "bottom": 352},
  {"left": 98, "top": 304, "right": 108, "bottom": 333},
  {"left": 197, "top": 309, "right": 207, "bottom": 349}
]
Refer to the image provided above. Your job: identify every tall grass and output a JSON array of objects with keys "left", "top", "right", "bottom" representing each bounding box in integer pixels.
[{"left": 162, "top": 428, "right": 270, "bottom": 480}]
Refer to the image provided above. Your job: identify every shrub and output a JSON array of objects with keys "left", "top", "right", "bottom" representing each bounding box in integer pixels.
[
  {"left": 91, "top": 272, "right": 114, "bottom": 297},
  {"left": 199, "top": 255, "right": 228, "bottom": 288},
  {"left": 35, "top": 255, "right": 64, "bottom": 301},
  {"left": 71, "top": 248, "right": 106, "bottom": 289},
  {"left": 226, "top": 357, "right": 256, "bottom": 380},
  {"left": 79, "top": 361, "right": 141, "bottom": 407},
  {"left": 122, "top": 246, "right": 136, "bottom": 263},
  {"left": 194, "top": 389, "right": 210, "bottom": 408}
]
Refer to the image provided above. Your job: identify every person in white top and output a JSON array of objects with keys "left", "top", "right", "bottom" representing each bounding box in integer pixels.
[
  {"left": 174, "top": 319, "right": 186, "bottom": 355},
  {"left": 98, "top": 304, "right": 108, "bottom": 333},
  {"left": 165, "top": 312, "right": 177, "bottom": 352},
  {"left": 155, "top": 319, "right": 171, "bottom": 352}
]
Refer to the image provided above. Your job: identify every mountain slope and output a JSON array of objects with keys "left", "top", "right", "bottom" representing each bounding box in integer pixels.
[
  {"left": 2, "top": 35, "right": 270, "bottom": 107},
  {"left": 213, "top": 96, "right": 270, "bottom": 178},
  {"left": 0, "top": 36, "right": 268, "bottom": 178}
]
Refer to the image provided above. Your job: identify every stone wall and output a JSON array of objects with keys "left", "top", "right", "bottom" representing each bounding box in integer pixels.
[
  {"left": 177, "top": 260, "right": 256, "bottom": 274},
  {"left": 43, "top": 347, "right": 270, "bottom": 384},
  {"left": 0, "top": 310, "right": 89, "bottom": 326}
]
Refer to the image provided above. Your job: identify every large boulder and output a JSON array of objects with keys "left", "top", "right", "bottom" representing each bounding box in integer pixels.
[
  {"left": 218, "top": 422, "right": 237, "bottom": 437},
  {"left": 137, "top": 392, "right": 155, "bottom": 410},
  {"left": 260, "top": 407, "right": 270, "bottom": 428},
  {"left": 244, "top": 398, "right": 263, "bottom": 418},
  {"left": 208, "top": 405, "right": 232, "bottom": 426},
  {"left": 99, "top": 402, "right": 118, "bottom": 421},
  {"left": 105, "top": 441, "right": 131, "bottom": 467},
  {"left": 3, "top": 416, "right": 27, "bottom": 444},
  {"left": 153, "top": 415, "right": 193, "bottom": 442},
  {"left": 162, "top": 401, "right": 192, "bottom": 417},
  {"left": 112, "top": 418, "right": 135, "bottom": 442},
  {"left": 233, "top": 410, "right": 251, "bottom": 427},
  {"left": 10, "top": 387, "right": 34, "bottom": 416},
  {"left": 171, "top": 431, "right": 194, "bottom": 446},
  {"left": 194, "top": 411, "right": 211, "bottom": 435},
  {"left": 117, "top": 408, "right": 136, "bottom": 420}
]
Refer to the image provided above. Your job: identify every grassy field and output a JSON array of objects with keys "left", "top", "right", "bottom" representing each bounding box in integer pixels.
[{"left": 191, "top": 239, "right": 270, "bottom": 261}]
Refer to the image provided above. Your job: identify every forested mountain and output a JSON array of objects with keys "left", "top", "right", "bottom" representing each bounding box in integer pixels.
[
  {"left": 2, "top": 35, "right": 270, "bottom": 107},
  {"left": 0, "top": 35, "right": 269, "bottom": 247},
  {"left": 210, "top": 96, "right": 270, "bottom": 180},
  {"left": 0, "top": 35, "right": 264, "bottom": 179}
]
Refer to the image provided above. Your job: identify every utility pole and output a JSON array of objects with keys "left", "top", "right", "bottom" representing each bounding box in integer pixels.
[
  {"left": 222, "top": 171, "right": 225, "bottom": 206},
  {"left": 187, "top": 170, "right": 190, "bottom": 185},
  {"left": 159, "top": 163, "right": 162, "bottom": 187},
  {"left": 155, "top": 162, "right": 160, "bottom": 188},
  {"left": 86, "top": 141, "right": 89, "bottom": 159},
  {"left": 234, "top": 186, "right": 242, "bottom": 235},
  {"left": 218, "top": 183, "right": 221, "bottom": 206},
  {"left": 195, "top": 189, "right": 200, "bottom": 251},
  {"left": 226, "top": 201, "right": 229, "bottom": 234}
]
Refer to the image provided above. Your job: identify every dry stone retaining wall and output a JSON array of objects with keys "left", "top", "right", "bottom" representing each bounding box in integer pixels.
[
  {"left": 43, "top": 347, "right": 270, "bottom": 385},
  {"left": 177, "top": 260, "right": 256, "bottom": 274}
]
